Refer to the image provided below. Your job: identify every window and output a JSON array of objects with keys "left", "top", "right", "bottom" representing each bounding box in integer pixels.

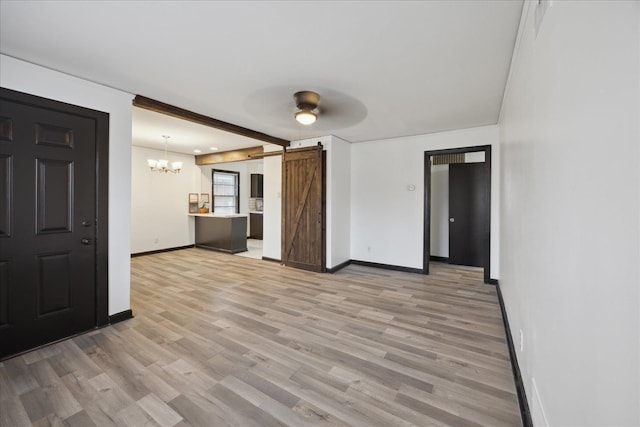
[{"left": 212, "top": 170, "right": 240, "bottom": 214}]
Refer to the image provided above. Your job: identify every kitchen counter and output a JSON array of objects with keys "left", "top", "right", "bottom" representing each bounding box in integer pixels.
[
  {"left": 189, "top": 213, "right": 247, "bottom": 218},
  {"left": 190, "top": 214, "right": 247, "bottom": 253}
]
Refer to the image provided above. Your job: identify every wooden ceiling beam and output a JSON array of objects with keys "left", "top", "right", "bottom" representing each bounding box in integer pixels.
[
  {"left": 195, "top": 146, "right": 264, "bottom": 165},
  {"left": 248, "top": 150, "right": 284, "bottom": 159},
  {"left": 133, "top": 95, "right": 290, "bottom": 147}
]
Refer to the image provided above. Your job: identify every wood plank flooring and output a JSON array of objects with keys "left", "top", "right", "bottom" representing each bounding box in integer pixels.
[{"left": 0, "top": 248, "right": 522, "bottom": 426}]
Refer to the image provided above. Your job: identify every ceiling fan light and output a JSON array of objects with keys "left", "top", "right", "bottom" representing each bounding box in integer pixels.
[{"left": 295, "top": 110, "right": 317, "bottom": 125}]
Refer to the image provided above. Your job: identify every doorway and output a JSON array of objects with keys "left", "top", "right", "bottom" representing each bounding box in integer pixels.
[
  {"left": 0, "top": 88, "right": 109, "bottom": 359},
  {"left": 423, "top": 145, "right": 492, "bottom": 283}
]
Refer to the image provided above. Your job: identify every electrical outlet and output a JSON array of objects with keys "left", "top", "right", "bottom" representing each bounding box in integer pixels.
[{"left": 519, "top": 329, "right": 524, "bottom": 352}]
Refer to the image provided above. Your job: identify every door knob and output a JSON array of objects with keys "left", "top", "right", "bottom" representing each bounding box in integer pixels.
[
  {"left": 82, "top": 220, "right": 92, "bottom": 227},
  {"left": 81, "top": 238, "right": 91, "bottom": 245},
  {"left": 449, "top": 218, "right": 455, "bottom": 223}
]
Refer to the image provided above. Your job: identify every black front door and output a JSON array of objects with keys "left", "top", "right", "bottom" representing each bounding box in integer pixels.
[
  {"left": 0, "top": 91, "right": 98, "bottom": 358},
  {"left": 448, "top": 162, "right": 486, "bottom": 267}
]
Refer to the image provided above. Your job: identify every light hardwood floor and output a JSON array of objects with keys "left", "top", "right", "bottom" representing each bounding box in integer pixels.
[{"left": 0, "top": 248, "right": 522, "bottom": 426}]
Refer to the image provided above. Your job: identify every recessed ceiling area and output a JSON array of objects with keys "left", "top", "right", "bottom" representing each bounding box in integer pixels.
[
  {"left": 132, "top": 107, "right": 266, "bottom": 155},
  {"left": 0, "top": 1, "right": 524, "bottom": 144}
]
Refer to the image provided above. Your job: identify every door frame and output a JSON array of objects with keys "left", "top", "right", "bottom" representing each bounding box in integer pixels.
[
  {"left": 423, "top": 144, "right": 492, "bottom": 283},
  {"left": 0, "top": 87, "right": 110, "bottom": 327}
]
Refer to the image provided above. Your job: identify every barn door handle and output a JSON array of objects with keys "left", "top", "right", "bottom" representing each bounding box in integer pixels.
[
  {"left": 449, "top": 218, "right": 455, "bottom": 223},
  {"left": 81, "top": 238, "right": 91, "bottom": 245}
]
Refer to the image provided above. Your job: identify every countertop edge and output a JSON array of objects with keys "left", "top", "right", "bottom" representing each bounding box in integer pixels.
[{"left": 188, "top": 213, "right": 248, "bottom": 218}]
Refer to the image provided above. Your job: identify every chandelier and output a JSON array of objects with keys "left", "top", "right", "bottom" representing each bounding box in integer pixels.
[{"left": 147, "top": 135, "right": 183, "bottom": 173}]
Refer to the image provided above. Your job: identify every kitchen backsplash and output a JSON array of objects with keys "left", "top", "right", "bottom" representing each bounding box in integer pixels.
[{"left": 249, "top": 197, "right": 263, "bottom": 211}]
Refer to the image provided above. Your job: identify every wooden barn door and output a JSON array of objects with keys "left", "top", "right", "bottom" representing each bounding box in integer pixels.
[{"left": 281, "top": 145, "right": 325, "bottom": 272}]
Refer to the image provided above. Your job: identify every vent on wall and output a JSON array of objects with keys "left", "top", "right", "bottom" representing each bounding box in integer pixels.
[{"left": 432, "top": 153, "right": 465, "bottom": 166}]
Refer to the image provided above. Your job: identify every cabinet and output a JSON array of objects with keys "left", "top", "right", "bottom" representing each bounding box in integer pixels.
[
  {"left": 250, "top": 174, "right": 263, "bottom": 198},
  {"left": 193, "top": 215, "right": 248, "bottom": 253},
  {"left": 249, "top": 213, "right": 263, "bottom": 240}
]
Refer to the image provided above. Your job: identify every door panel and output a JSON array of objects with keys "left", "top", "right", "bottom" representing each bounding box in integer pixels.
[
  {"left": 449, "top": 162, "right": 486, "bottom": 267},
  {"left": 0, "top": 261, "right": 8, "bottom": 326},
  {"left": 0, "top": 154, "right": 10, "bottom": 237},
  {"left": 282, "top": 146, "right": 325, "bottom": 272},
  {"left": 36, "top": 122, "right": 74, "bottom": 148},
  {"left": 0, "top": 95, "right": 98, "bottom": 358},
  {"left": 37, "top": 159, "right": 73, "bottom": 233},
  {"left": 0, "top": 116, "right": 12, "bottom": 141},
  {"left": 37, "top": 252, "right": 72, "bottom": 316}
]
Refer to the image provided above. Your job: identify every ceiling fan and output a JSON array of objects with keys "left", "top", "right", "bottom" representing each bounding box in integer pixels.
[
  {"left": 293, "top": 90, "right": 320, "bottom": 125},
  {"left": 242, "top": 86, "right": 367, "bottom": 138}
]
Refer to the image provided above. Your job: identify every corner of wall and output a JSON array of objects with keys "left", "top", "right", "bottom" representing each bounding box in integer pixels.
[
  {"left": 0, "top": 54, "right": 134, "bottom": 316},
  {"left": 329, "top": 136, "right": 352, "bottom": 267}
]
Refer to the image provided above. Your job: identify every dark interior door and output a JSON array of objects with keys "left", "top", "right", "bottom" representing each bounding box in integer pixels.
[
  {"left": 449, "top": 162, "right": 486, "bottom": 267},
  {"left": 0, "top": 95, "right": 97, "bottom": 358},
  {"left": 282, "top": 145, "right": 325, "bottom": 272}
]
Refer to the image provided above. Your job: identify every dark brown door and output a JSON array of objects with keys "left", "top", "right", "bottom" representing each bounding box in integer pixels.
[
  {"left": 449, "top": 162, "right": 486, "bottom": 267},
  {"left": 0, "top": 93, "right": 98, "bottom": 358},
  {"left": 281, "top": 145, "right": 325, "bottom": 272}
]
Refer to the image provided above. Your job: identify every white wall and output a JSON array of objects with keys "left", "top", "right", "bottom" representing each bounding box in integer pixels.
[
  {"left": 350, "top": 126, "right": 500, "bottom": 274},
  {"left": 430, "top": 165, "right": 449, "bottom": 257},
  {"left": 329, "top": 136, "right": 351, "bottom": 267},
  {"left": 465, "top": 151, "right": 485, "bottom": 163},
  {"left": 262, "top": 148, "right": 282, "bottom": 260},
  {"left": 246, "top": 160, "right": 264, "bottom": 181},
  {"left": 498, "top": 1, "right": 640, "bottom": 425},
  {"left": 0, "top": 54, "right": 133, "bottom": 316},
  {"left": 131, "top": 146, "right": 199, "bottom": 253}
]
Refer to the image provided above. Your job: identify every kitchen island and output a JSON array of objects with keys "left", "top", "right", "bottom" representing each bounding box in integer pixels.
[{"left": 189, "top": 213, "right": 247, "bottom": 254}]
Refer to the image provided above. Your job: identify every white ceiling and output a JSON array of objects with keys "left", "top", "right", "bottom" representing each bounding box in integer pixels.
[
  {"left": 132, "top": 107, "right": 267, "bottom": 154},
  {"left": 0, "top": 0, "right": 523, "bottom": 148}
]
